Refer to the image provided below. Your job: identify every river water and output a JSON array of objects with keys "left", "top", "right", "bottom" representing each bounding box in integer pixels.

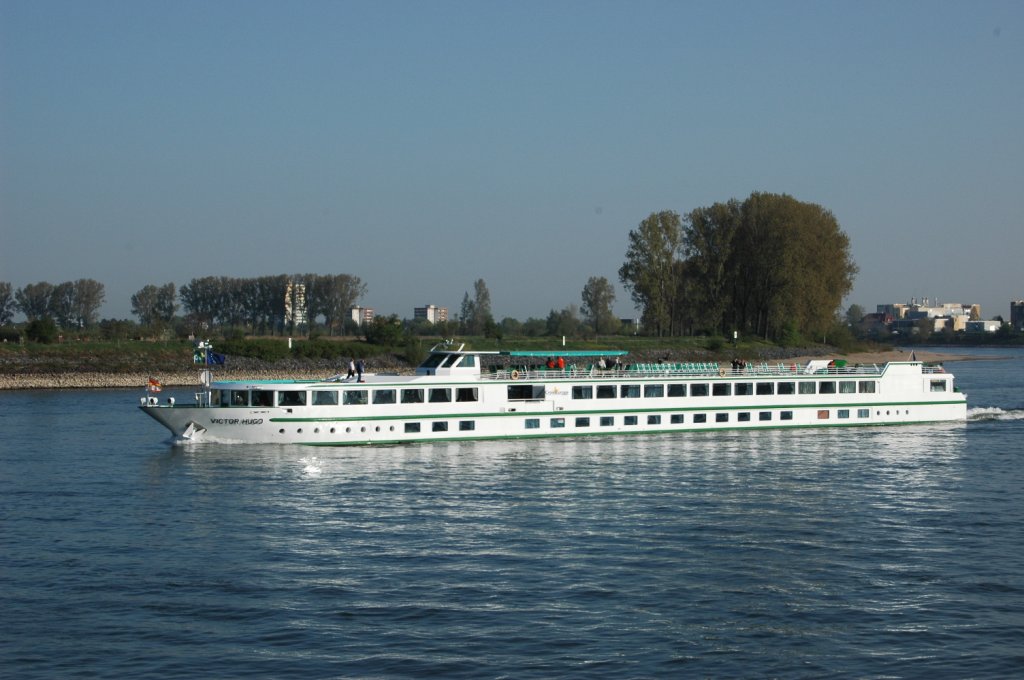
[{"left": 2, "top": 349, "right": 1022, "bottom": 678}]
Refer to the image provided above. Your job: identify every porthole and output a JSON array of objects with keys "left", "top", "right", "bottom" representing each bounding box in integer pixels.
[
  {"left": 346, "top": 427, "right": 351, "bottom": 433},
  {"left": 330, "top": 427, "right": 336, "bottom": 434},
  {"left": 279, "top": 428, "right": 285, "bottom": 434},
  {"left": 297, "top": 428, "right": 303, "bottom": 434},
  {"left": 361, "top": 426, "right": 366, "bottom": 433},
  {"left": 375, "top": 426, "right": 381, "bottom": 432},
  {"left": 314, "top": 427, "right": 320, "bottom": 434}
]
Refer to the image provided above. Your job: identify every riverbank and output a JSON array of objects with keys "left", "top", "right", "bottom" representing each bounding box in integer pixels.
[{"left": 0, "top": 348, "right": 981, "bottom": 390}]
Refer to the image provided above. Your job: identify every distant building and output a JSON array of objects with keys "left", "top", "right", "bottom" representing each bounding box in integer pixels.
[
  {"left": 285, "top": 281, "right": 307, "bottom": 327},
  {"left": 966, "top": 320, "right": 1001, "bottom": 333},
  {"left": 880, "top": 298, "right": 998, "bottom": 334},
  {"left": 414, "top": 304, "right": 448, "bottom": 324},
  {"left": 350, "top": 306, "right": 374, "bottom": 327},
  {"left": 1012, "top": 300, "right": 1024, "bottom": 332}
]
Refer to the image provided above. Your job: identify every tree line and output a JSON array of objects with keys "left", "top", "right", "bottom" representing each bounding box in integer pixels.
[{"left": 3, "top": 191, "right": 858, "bottom": 345}]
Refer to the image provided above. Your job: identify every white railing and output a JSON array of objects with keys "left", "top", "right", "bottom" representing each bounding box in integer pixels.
[{"left": 482, "top": 362, "right": 887, "bottom": 381}]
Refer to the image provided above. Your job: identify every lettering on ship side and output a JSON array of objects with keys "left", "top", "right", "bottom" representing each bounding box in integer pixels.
[{"left": 209, "top": 418, "right": 264, "bottom": 425}]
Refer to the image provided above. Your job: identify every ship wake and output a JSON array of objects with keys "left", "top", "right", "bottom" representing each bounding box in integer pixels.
[{"left": 968, "top": 407, "right": 1024, "bottom": 422}]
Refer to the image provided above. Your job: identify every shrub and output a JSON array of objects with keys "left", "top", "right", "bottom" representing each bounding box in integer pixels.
[{"left": 26, "top": 318, "right": 59, "bottom": 344}]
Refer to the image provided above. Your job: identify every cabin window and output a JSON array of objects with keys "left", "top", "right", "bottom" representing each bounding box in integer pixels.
[
  {"left": 600, "top": 416, "right": 614, "bottom": 427},
  {"left": 858, "top": 381, "right": 876, "bottom": 394},
  {"left": 596, "top": 385, "right": 616, "bottom": 399},
  {"left": 456, "top": 387, "right": 479, "bottom": 402},
  {"left": 620, "top": 384, "right": 641, "bottom": 398},
  {"left": 575, "top": 417, "right": 590, "bottom": 427},
  {"left": 459, "top": 421, "right": 475, "bottom": 431},
  {"left": 839, "top": 381, "right": 857, "bottom": 394},
  {"left": 691, "top": 384, "right": 709, "bottom": 397},
  {"left": 716, "top": 413, "right": 728, "bottom": 423},
  {"left": 693, "top": 414, "right": 707, "bottom": 423},
  {"left": 668, "top": 384, "right": 687, "bottom": 397},
  {"left": 817, "top": 410, "right": 830, "bottom": 419},
  {"left": 313, "top": 390, "right": 339, "bottom": 406},
  {"left": 551, "top": 418, "right": 566, "bottom": 428},
  {"left": 525, "top": 419, "right": 540, "bottom": 429},
  {"left": 858, "top": 409, "right": 870, "bottom": 418},
  {"left": 759, "top": 412, "right": 772, "bottom": 421},
  {"left": 572, "top": 386, "right": 593, "bottom": 399},
  {"left": 713, "top": 383, "right": 731, "bottom": 397},
  {"left": 838, "top": 409, "right": 850, "bottom": 418},
  {"left": 777, "top": 382, "right": 795, "bottom": 395},
  {"left": 252, "top": 391, "right": 274, "bottom": 407},
  {"left": 648, "top": 415, "right": 661, "bottom": 425},
  {"left": 373, "top": 390, "right": 396, "bottom": 404},
  {"left": 756, "top": 382, "right": 774, "bottom": 396},
  {"left": 734, "top": 382, "right": 753, "bottom": 396},
  {"left": 508, "top": 384, "right": 544, "bottom": 400},
  {"left": 930, "top": 380, "right": 947, "bottom": 392},
  {"left": 460, "top": 355, "right": 476, "bottom": 368},
  {"left": 230, "top": 390, "right": 249, "bottom": 407},
  {"left": 644, "top": 384, "right": 664, "bottom": 398},
  {"left": 819, "top": 381, "right": 836, "bottom": 394},
  {"left": 738, "top": 412, "right": 751, "bottom": 422},
  {"left": 278, "top": 390, "right": 306, "bottom": 407},
  {"left": 432, "top": 421, "right": 448, "bottom": 432},
  {"left": 428, "top": 388, "right": 452, "bottom": 403},
  {"left": 401, "top": 389, "right": 424, "bottom": 404},
  {"left": 343, "top": 390, "right": 367, "bottom": 406},
  {"left": 405, "top": 423, "right": 421, "bottom": 433},
  {"left": 624, "top": 416, "right": 638, "bottom": 426},
  {"left": 781, "top": 411, "right": 793, "bottom": 420},
  {"left": 420, "top": 353, "right": 447, "bottom": 369},
  {"left": 799, "top": 382, "right": 816, "bottom": 395},
  {"left": 210, "top": 390, "right": 224, "bottom": 406},
  {"left": 671, "top": 414, "right": 685, "bottom": 424}
]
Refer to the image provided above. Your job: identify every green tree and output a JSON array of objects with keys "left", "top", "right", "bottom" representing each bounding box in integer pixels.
[
  {"left": 618, "top": 211, "right": 683, "bottom": 336},
  {"left": 0, "top": 282, "right": 14, "bottom": 325},
  {"left": 132, "top": 283, "right": 178, "bottom": 327},
  {"left": 71, "top": 278, "right": 105, "bottom": 327},
  {"left": 546, "top": 305, "right": 582, "bottom": 338},
  {"left": 581, "top": 276, "right": 618, "bottom": 334},
  {"left": 682, "top": 199, "right": 741, "bottom": 334},
  {"left": 15, "top": 282, "right": 54, "bottom": 321},
  {"left": 459, "top": 279, "right": 494, "bottom": 335}
]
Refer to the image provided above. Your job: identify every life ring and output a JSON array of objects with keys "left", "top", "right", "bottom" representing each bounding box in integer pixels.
[
  {"left": 718, "top": 367, "right": 727, "bottom": 377},
  {"left": 511, "top": 369, "right": 520, "bottom": 380}
]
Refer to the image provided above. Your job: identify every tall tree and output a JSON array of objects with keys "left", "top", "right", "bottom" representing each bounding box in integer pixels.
[
  {"left": 15, "top": 282, "right": 54, "bottom": 321},
  {"left": 50, "top": 281, "right": 77, "bottom": 328},
  {"left": 682, "top": 199, "right": 741, "bottom": 334},
  {"left": 132, "top": 283, "right": 177, "bottom": 327},
  {"left": 460, "top": 279, "right": 494, "bottom": 335},
  {"left": 580, "top": 276, "right": 618, "bottom": 334},
  {"left": 618, "top": 211, "right": 683, "bottom": 336},
  {"left": 0, "top": 282, "right": 14, "bottom": 325},
  {"left": 306, "top": 273, "right": 367, "bottom": 335},
  {"left": 71, "top": 278, "right": 105, "bottom": 328}
]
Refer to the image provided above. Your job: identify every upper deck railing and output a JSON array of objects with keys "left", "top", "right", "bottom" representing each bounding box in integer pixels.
[{"left": 480, "top": 360, "right": 942, "bottom": 382}]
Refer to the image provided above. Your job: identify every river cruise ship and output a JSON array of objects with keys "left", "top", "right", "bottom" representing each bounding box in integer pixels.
[{"left": 139, "top": 343, "right": 967, "bottom": 445}]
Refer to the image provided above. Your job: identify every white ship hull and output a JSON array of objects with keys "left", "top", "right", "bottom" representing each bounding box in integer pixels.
[{"left": 140, "top": 349, "right": 967, "bottom": 446}]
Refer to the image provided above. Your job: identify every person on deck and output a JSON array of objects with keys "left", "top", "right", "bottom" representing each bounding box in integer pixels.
[{"left": 356, "top": 359, "right": 365, "bottom": 383}]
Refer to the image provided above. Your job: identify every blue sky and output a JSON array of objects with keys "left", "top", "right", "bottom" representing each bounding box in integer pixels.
[{"left": 2, "top": 0, "right": 1021, "bottom": 323}]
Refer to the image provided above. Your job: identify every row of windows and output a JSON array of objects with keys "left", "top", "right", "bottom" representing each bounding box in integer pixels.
[
  {"left": 218, "top": 387, "right": 480, "bottom": 408},
  {"left": 568, "top": 380, "right": 876, "bottom": 400},
  {"left": 281, "top": 407, "right": 907, "bottom": 437}
]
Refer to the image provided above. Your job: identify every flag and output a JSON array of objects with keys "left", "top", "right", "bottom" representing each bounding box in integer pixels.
[
  {"left": 209, "top": 352, "right": 226, "bottom": 365},
  {"left": 148, "top": 377, "right": 162, "bottom": 392}
]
